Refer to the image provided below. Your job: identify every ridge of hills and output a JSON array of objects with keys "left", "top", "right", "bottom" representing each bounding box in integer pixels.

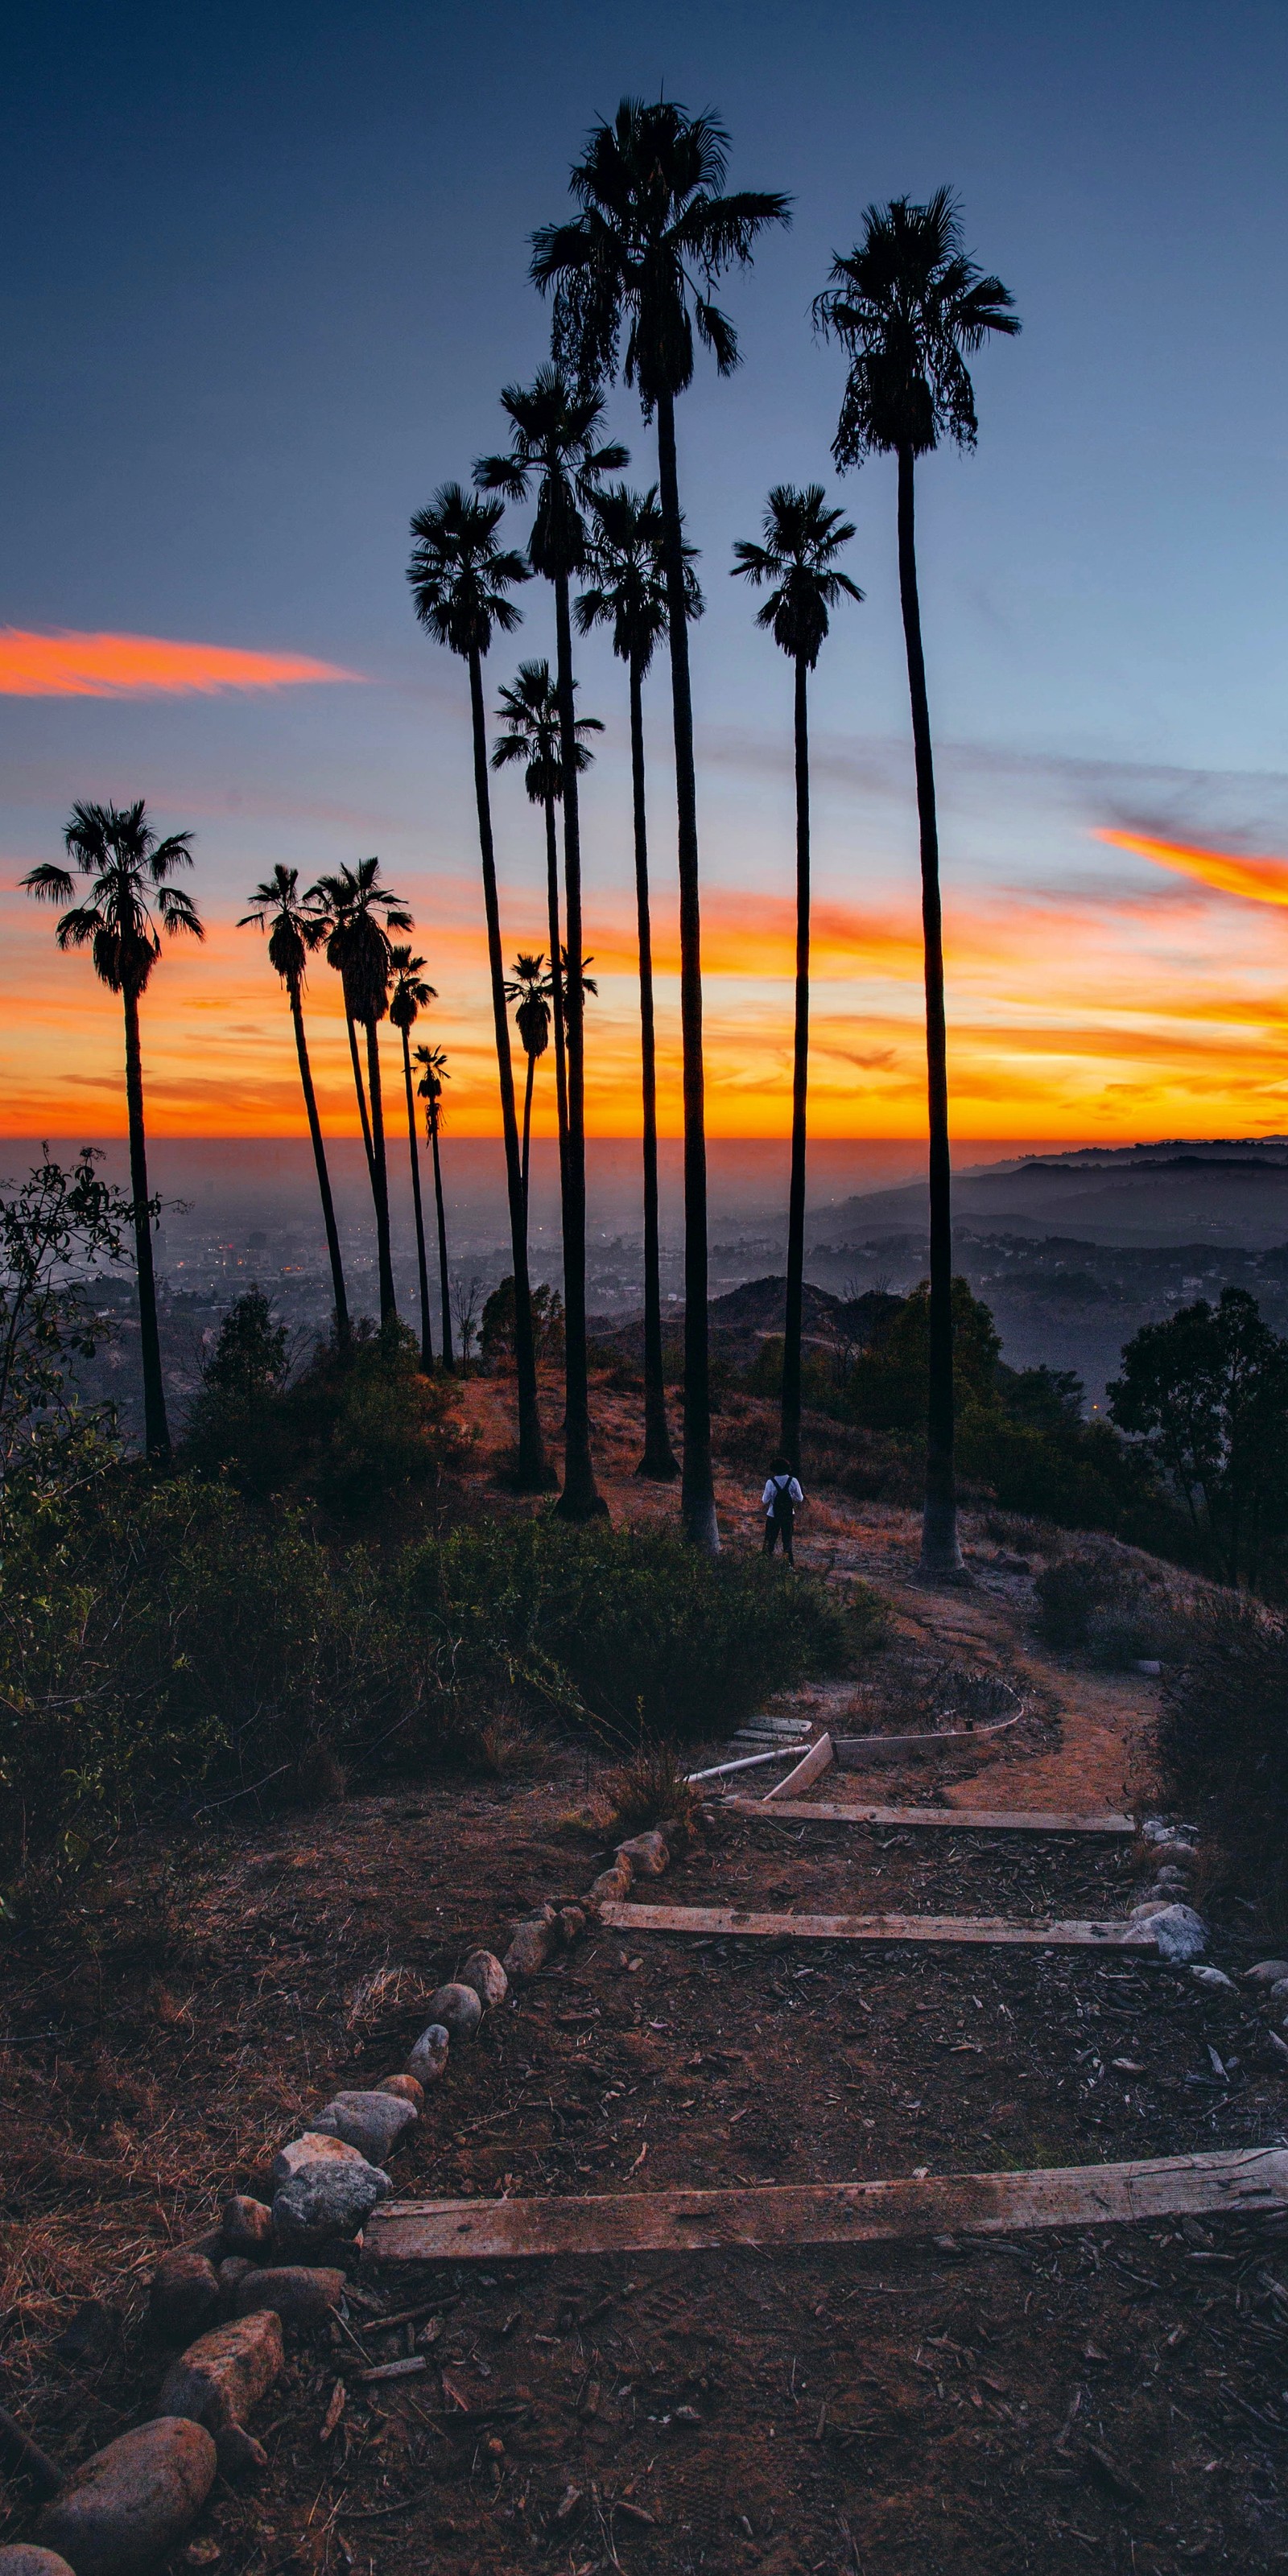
[{"left": 810, "top": 1137, "right": 1288, "bottom": 1251}]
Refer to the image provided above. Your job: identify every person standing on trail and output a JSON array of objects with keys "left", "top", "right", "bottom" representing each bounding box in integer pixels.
[{"left": 762, "top": 1453, "right": 804, "bottom": 1563}]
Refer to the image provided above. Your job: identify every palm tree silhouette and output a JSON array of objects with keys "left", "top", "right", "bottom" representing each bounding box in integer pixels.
[
  {"left": 503, "top": 953, "right": 552, "bottom": 1224},
  {"left": 240, "top": 864, "right": 351, "bottom": 1353},
  {"left": 579, "top": 481, "right": 702, "bottom": 1482},
  {"left": 533, "top": 97, "right": 790, "bottom": 1552},
  {"left": 733, "top": 484, "right": 862, "bottom": 1473},
  {"left": 406, "top": 482, "right": 548, "bottom": 1490},
  {"left": 23, "top": 798, "right": 203, "bottom": 1460},
  {"left": 389, "top": 946, "right": 439, "bottom": 1370},
  {"left": 491, "top": 659, "right": 601, "bottom": 1188},
  {"left": 815, "top": 190, "right": 1019, "bottom": 1578},
  {"left": 476, "top": 367, "right": 624, "bottom": 1524},
  {"left": 307, "top": 857, "right": 411, "bottom": 1327},
  {"left": 415, "top": 1043, "right": 455, "bottom": 1371}
]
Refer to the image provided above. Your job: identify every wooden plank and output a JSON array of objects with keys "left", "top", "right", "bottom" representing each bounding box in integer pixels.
[
  {"left": 598, "top": 1900, "right": 1152, "bottom": 1948},
  {"left": 764, "top": 1733, "right": 834, "bottom": 1801},
  {"left": 369, "top": 2147, "right": 1288, "bottom": 2265},
  {"left": 721, "top": 1799, "right": 1135, "bottom": 1835}
]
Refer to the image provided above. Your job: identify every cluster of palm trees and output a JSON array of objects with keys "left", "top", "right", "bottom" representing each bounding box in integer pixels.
[
  {"left": 23, "top": 102, "right": 1018, "bottom": 1581},
  {"left": 407, "top": 103, "right": 1018, "bottom": 1574}
]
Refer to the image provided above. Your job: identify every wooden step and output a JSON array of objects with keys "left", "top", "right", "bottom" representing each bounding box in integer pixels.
[
  {"left": 369, "top": 2147, "right": 1288, "bottom": 2265},
  {"left": 721, "top": 1799, "right": 1135, "bottom": 1835},
  {"left": 598, "top": 1900, "right": 1153, "bottom": 1948}
]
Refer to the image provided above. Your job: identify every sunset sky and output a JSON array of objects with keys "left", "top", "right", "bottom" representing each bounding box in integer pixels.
[{"left": 4, "top": 0, "right": 1287, "bottom": 1144}]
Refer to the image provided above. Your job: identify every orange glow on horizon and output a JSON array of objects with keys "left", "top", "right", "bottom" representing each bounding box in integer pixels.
[{"left": 0, "top": 630, "right": 361, "bottom": 698}]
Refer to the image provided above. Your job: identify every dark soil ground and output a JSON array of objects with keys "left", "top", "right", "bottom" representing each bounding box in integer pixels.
[{"left": 3, "top": 1375, "right": 1288, "bottom": 2575}]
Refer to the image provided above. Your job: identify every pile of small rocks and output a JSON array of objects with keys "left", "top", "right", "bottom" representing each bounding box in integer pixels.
[
  {"left": 0, "top": 1820, "right": 695, "bottom": 2574},
  {"left": 1126, "top": 1816, "right": 1210, "bottom": 1967}
]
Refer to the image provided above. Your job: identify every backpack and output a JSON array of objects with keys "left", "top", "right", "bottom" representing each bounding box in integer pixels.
[{"left": 769, "top": 1473, "right": 795, "bottom": 1523}]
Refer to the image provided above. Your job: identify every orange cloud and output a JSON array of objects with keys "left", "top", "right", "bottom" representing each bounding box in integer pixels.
[
  {"left": 0, "top": 629, "right": 361, "bottom": 698},
  {"left": 1096, "top": 828, "right": 1288, "bottom": 908}
]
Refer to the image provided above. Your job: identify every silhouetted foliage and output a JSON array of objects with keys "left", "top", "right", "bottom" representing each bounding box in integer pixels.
[{"left": 1109, "top": 1288, "right": 1288, "bottom": 1589}]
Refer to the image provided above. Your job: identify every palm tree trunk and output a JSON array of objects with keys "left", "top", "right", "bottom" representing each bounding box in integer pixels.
[
  {"left": 552, "top": 569, "right": 605, "bottom": 1521},
  {"left": 781, "top": 650, "right": 811, "bottom": 1474},
  {"left": 543, "top": 790, "right": 569, "bottom": 1185},
  {"left": 346, "top": 1014, "right": 377, "bottom": 1180},
  {"left": 655, "top": 389, "right": 717, "bottom": 1552},
  {"left": 400, "top": 1025, "right": 434, "bottom": 1368},
  {"left": 122, "top": 985, "right": 170, "bottom": 1461},
  {"left": 364, "top": 1021, "right": 398, "bottom": 1324},
  {"left": 467, "top": 642, "right": 548, "bottom": 1490},
  {"left": 520, "top": 1045, "right": 537, "bottom": 1227},
  {"left": 431, "top": 1118, "right": 455, "bottom": 1370},
  {"left": 630, "top": 650, "right": 679, "bottom": 1481},
  {"left": 288, "top": 979, "right": 350, "bottom": 1351},
  {"left": 897, "top": 443, "right": 962, "bottom": 1580}
]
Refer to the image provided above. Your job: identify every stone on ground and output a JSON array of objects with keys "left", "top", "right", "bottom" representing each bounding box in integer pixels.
[
  {"left": 158, "top": 2313, "right": 283, "bottom": 2475},
  {"left": 426, "top": 1981, "right": 482, "bottom": 2042},
  {"left": 460, "top": 1950, "right": 508, "bottom": 2011},
  {"left": 232, "top": 2266, "right": 345, "bottom": 2327},
  {"left": 617, "top": 1830, "right": 670, "bottom": 1877},
  {"left": 377, "top": 2074, "right": 424, "bottom": 2108},
  {"left": 221, "top": 2195, "right": 273, "bottom": 2257},
  {"left": 270, "top": 2135, "right": 391, "bottom": 2248},
  {"left": 1245, "top": 1960, "right": 1288, "bottom": 1988},
  {"left": 406, "top": 2025, "right": 449, "bottom": 2086},
  {"left": 148, "top": 2252, "right": 220, "bottom": 2344},
  {"left": 1148, "top": 1903, "right": 1208, "bottom": 1964},
  {"left": 36, "top": 2419, "right": 217, "bottom": 2576},
  {"left": 311, "top": 2091, "right": 418, "bottom": 2162},
  {"left": 0, "top": 2553, "right": 79, "bottom": 2576}
]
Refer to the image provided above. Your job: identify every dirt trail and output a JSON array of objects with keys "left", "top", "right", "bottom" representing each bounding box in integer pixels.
[{"left": 5, "top": 1375, "right": 1288, "bottom": 2574}]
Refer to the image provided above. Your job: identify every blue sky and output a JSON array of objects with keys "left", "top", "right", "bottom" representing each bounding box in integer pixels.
[{"left": 4, "top": 0, "right": 1287, "bottom": 1139}]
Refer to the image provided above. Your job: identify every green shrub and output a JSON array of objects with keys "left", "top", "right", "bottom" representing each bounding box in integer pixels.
[
  {"left": 184, "top": 1309, "right": 460, "bottom": 1519},
  {"left": 1161, "top": 1601, "right": 1288, "bottom": 1922},
  {"left": 398, "top": 1516, "right": 853, "bottom": 1743}
]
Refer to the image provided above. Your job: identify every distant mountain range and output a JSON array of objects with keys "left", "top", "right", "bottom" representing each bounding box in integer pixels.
[{"left": 808, "top": 1140, "right": 1288, "bottom": 1251}]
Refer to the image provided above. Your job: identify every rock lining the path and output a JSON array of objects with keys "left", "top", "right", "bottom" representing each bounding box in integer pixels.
[
  {"left": 35, "top": 2418, "right": 217, "bottom": 2576},
  {"left": 406, "top": 2023, "right": 449, "bottom": 2086},
  {"left": 156, "top": 2311, "right": 283, "bottom": 2475},
  {"left": 311, "top": 2090, "right": 419, "bottom": 2163}
]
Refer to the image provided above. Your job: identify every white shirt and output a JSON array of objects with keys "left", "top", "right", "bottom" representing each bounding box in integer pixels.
[{"left": 762, "top": 1475, "right": 803, "bottom": 1511}]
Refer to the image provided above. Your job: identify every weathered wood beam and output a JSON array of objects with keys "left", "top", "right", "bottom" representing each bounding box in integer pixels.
[
  {"left": 721, "top": 1800, "right": 1135, "bottom": 1835},
  {"left": 368, "top": 2148, "right": 1288, "bottom": 2265},
  {"left": 597, "top": 1901, "right": 1152, "bottom": 1947}
]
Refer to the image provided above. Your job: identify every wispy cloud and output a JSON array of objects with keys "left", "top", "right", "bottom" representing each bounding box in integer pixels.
[
  {"left": 1097, "top": 827, "right": 1288, "bottom": 908},
  {"left": 0, "top": 630, "right": 362, "bottom": 699}
]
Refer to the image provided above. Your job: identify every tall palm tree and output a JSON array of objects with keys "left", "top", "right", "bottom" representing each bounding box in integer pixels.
[
  {"left": 503, "top": 952, "right": 551, "bottom": 1222},
  {"left": 476, "top": 368, "right": 625, "bottom": 1524},
  {"left": 239, "top": 865, "right": 351, "bottom": 1353},
  {"left": 733, "top": 484, "right": 862, "bottom": 1473},
  {"left": 533, "top": 98, "right": 791, "bottom": 1552},
  {"left": 578, "top": 481, "right": 701, "bottom": 1482},
  {"left": 388, "top": 946, "right": 439, "bottom": 1370},
  {"left": 406, "top": 482, "right": 548, "bottom": 1490},
  {"left": 306, "top": 858, "right": 412, "bottom": 1327},
  {"left": 415, "top": 1042, "right": 455, "bottom": 1370},
  {"left": 22, "top": 799, "right": 202, "bottom": 1460},
  {"left": 815, "top": 190, "right": 1019, "bottom": 1579},
  {"left": 491, "top": 659, "right": 601, "bottom": 1185}
]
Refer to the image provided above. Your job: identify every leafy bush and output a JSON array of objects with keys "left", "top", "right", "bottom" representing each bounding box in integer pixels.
[
  {"left": 184, "top": 1305, "right": 461, "bottom": 1519},
  {"left": 397, "top": 1516, "right": 856, "bottom": 1744},
  {"left": 0, "top": 1473, "right": 414, "bottom": 1883},
  {"left": 1161, "top": 1600, "right": 1288, "bottom": 1921},
  {"left": 1034, "top": 1547, "right": 1183, "bottom": 1668}
]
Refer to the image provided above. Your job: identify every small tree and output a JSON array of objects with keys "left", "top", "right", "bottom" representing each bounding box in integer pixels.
[
  {"left": 1109, "top": 1288, "right": 1288, "bottom": 1589},
  {"left": 0, "top": 1147, "right": 138, "bottom": 1489}
]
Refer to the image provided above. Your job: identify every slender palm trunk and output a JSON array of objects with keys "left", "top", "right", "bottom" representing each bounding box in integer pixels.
[
  {"left": 346, "top": 1015, "right": 376, "bottom": 1179},
  {"left": 521, "top": 1046, "right": 537, "bottom": 1223},
  {"left": 400, "top": 1026, "right": 434, "bottom": 1368},
  {"left": 630, "top": 651, "right": 679, "bottom": 1480},
  {"left": 468, "top": 644, "right": 548, "bottom": 1489},
  {"left": 364, "top": 1022, "right": 398, "bottom": 1324},
  {"left": 543, "top": 792, "right": 569, "bottom": 1185},
  {"left": 897, "top": 443, "right": 961, "bottom": 1579},
  {"left": 552, "top": 571, "right": 605, "bottom": 1520},
  {"left": 431, "top": 1119, "right": 455, "bottom": 1370},
  {"left": 288, "top": 979, "right": 350, "bottom": 1350},
  {"left": 655, "top": 390, "right": 716, "bottom": 1552},
  {"left": 122, "top": 986, "right": 169, "bottom": 1461},
  {"left": 780, "top": 652, "right": 811, "bottom": 1473}
]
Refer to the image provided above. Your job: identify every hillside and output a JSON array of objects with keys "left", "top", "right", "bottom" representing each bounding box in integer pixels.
[{"left": 811, "top": 1141, "right": 1288, "bottom": 1251}]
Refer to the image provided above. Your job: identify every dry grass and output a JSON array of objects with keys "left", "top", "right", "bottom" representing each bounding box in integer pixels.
[{"left": 589, "top": 1738, "right": 703, "bottom": 1842}]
